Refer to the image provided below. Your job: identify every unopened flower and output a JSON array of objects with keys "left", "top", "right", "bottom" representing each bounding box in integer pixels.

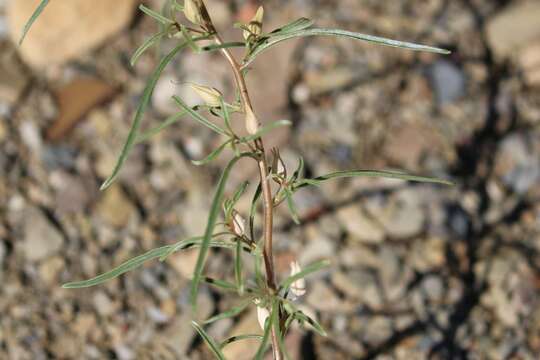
[
  {"left": 184, "top": 0, "right": 203, "bottom": 25},
  {"left": 245, "top": 107, "right": 260, "bottom": 135},
  {"left": 256, "top": 305, "right": 270, "bottom": 330},
  {"left": 271, "top": 148, "right": 287, "bottom": 179},
  {"left": 231, "top": 210, "right": 246, "bottom": 237},
  {"left": 243, "top": 6, "right": 264, "bottom": 40},
  {"left": 189, "top": 83, "right": 222, "bottom": 107},
  {"left": 289, "top": 260, "right": 306, "bottom": 299}
]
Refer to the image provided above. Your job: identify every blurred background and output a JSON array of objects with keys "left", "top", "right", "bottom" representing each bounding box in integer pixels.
[{"left": 1, "top": 0, "right": 539, "bottom": 359}]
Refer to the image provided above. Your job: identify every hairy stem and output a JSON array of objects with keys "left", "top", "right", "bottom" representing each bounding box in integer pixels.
[{"left": 211, "top": 12, "right": 281, "bottom": 360}]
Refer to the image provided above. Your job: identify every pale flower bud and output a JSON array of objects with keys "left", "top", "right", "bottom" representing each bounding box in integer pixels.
[
  {"left": 243, "top": 6, "right": 264, "bottom": 40},
  {"left": 256, "top": 305, "right": 270, "bottom": 331},
  {"left": 245, "top": 107, "right": 260, "bottom": 135},
  {"left": 184, "top": 0, "right": 203, "bottom": 25},
  {"left": 289, "top": 261, "right": 306, "bottom": 299},
  {"left": 189, "top": 83, "right": 222, "bottom": 107},
  {"left": 231, "top": 210, "right": 246, "bottom": 237}
]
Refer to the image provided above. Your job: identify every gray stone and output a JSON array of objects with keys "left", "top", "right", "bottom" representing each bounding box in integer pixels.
[
  {"left": 497, "top": 133, "right": 540, "bottom": 194},
  {"left": 337, "top": 205, "right": 385, "bottom": 244},
  {"left": 23, "top": 207, "right": 63, "bottom": 261},
  {"left": 428, "top": 59, "right": 466, "bottom": 105}
]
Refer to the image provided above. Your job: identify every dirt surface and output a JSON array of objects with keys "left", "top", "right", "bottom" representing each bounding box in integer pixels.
[{"left": 1, "top": 0, "right": 539, "bottom": 359}]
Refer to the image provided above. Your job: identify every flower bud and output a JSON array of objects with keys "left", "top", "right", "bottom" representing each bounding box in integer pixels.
[
  {"left": 243, "top": 6, "right": 264, "bottom": 40},
  {"left": 230, "top": 210, "right": 246, "bottom": 237},
  {"left": 245, "top": 107, "right": 260, "bottom": 135},
  {"left": 289, "top": 260, "right": 306, "bottom": 299},
  {"left": 271, "top": 148, "right": 287, "bottom": 179},
  {"left": 184, "top": 0, "right": 203, "bottom": 25},
  {"left": 189, "top": 83, "right": 222, "bottom": 107},
  {"left": 256, "top": 305, "right": 270, "bottom": 330}
]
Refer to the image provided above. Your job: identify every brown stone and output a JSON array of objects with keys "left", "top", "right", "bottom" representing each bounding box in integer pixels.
[{"left": 47, "top": 77, "right": 118, "bottom": 141}]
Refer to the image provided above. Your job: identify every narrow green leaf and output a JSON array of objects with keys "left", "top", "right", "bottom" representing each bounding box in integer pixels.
[
  {"left": 190, "top": 154, "right": 253, "bottom": 309},
  {"left": 244, "top": 28, "right": 450, "bottom": 67},
  {"left": 240, "top": 120, "right": 292, "bottom": 142},
  {"left": 294, "top": 169, "right": 454, "bottom": 190},
  {"left": 192, "top": 321, "right": 226, "bottom": 360},
  {"left": 173, "top": 96, "right": 228, "bottom": 136},
  {"left": 135, "top": 110, "right": 187, "bottom": 144},
  {"left": 294, "top": 310, "right": 327, "bottom": 337},
  {"left": 100, "top": 41, "right": 189, "bottom": 190},
  {"left": 235, "top": 239, "right": 244, "bottom": 295},
  {"left": 192, "top": 140, "right": 232, "bottom": 166},
  {"left": 279, "top": 259, "right": 331, "bottom": 293},
  {"left": 203, "top": 277, "right": 238, "bottom": 292},
  {"left": 272, "top": 299, "right": 291, "bottom": 360},
  {"left": 62, "top": 246, "right": 173, "bottom": 288},
  {"left": 249, "top": 183, "right": 262, "bottom": 242},
  {"left": 181, "top": 25, "right": 201, "bottom": 52},
  {"left": 158, "top": 233, "right": 239, "bottom": 262},
  {"left": 139, "top": 4, "right": 175, "bottom": 25},
  {"left": 254, "top": 310, "right": 272, "bottom": 360},
  {"left": 204, "top": 301, "right": 250, "bottom": 324},
  {"left": 219, "top": 96, "right": 234, "bottom": 135},
  {"left": 291, "top": 156, "right": 305, "bottom": 182},
  {"left": 284, "top": 187, "right": 300, "bottom": 225},
  {"left": 130, "top": 30, "right": 168, "bottom": 66},
  {"left": 18, "top": 0, "right": 49, "bottom": 45},
  {"left": 268, "top": 17, "right": 314, "bottom": 36},
  {"left": 202, "top": 42, "right": 246, "bottom": 52},
  {"left": 220, "top": 334, "right": 263, "bottom": 349}
]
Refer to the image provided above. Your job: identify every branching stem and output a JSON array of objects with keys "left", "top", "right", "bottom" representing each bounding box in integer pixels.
[{"left": 211, "top": 10, "right": 281, "bottom": 360}]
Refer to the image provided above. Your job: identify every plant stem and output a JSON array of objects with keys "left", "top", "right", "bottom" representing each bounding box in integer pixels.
[{"left": 211, "top": 16, "right": 282, "bottom": 360}]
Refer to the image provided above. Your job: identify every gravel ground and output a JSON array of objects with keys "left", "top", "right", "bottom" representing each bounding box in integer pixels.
[{"left": 1, "top": 0, "right": 539, "bottom": 359}]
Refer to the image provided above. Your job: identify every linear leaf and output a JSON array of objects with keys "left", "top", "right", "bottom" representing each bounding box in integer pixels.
[
  {"left": 173, "top": 96, "right": 228, "bottom": 136},
  {"left": 244, "top": 28, "right": 450, "bottom": 67},
  {"left": 204, "top": 301, "right": 250, "bottom": 324},
  {"left": 240, "top": 120, "right": 292, "bottom": 142},
  {"left": 268, "top": 17, "right": 314, "bottom": 36},
  {"left": 202, "top": 42, "right": 246, "bottom": 52},
  {"left": 131, "top": 30, "right": 168, "bottom": 66},
  {"left": 294, "top": 169, "right": 454, "bottom": 190},
  {"left": 284, "top": 187, "right": 300, "bottom": 224},
  {"left": 192, "top": 321, "right": 226, "bottom": 360},
  {"left": 139, "top": 4, "right": 175, "bottom": 25},
  {"left": 192, "top": 140, "right": 232, "bottom": 166},
  {"left": 203, "top": 277, "right": 238, "bottom": 292},
  {"left": 100, "top": 41, "right": 189, "bottom": 190},
  {"left": 220, "top": 334, "right": 263, "bottom": 349},
  {"left": 279, "top": 259, "right": 331, "bottom": 293},
  {"left": 62, "top": 246, "right": 173, "bottom": 288},
  {"left": 63, "top": 234, "right": 238, "bottom": 288},
  {"left": 272, "top": 299, "right": 291, "bottom": 360},
  {"left": 254, "top": 310, "right": 272, "bottom": 360},
  {"left": 18, "top": 0, "right": 49, "bottom": 45},
  {"left": 235, "top": 239, "right": 244, "bottom": 295},
  {"left": 135, "top": 110, "right": 187, "bottom": 144},
  {"left": 191, "top": 154, "right": 253, "bottom": 309},
  {"left": 249, "top": 182, "right": 262, "bottom": 242},
  {"left": 294, "top": 310, "right": 327, "bottom": 337}
]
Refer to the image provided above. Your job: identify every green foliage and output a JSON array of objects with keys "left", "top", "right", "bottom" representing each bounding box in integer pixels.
[
  {"left": 18, "top": 0, "right": 49, "bottom": 45},
  {"left": 192, "top": 321, "right": 227, "bottom": 360},
  {"left": 19, "top": 2, "right": 455, "bottom": 358}
]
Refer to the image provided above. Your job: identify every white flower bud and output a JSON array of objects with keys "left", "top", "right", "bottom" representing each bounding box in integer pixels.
[
  {"left": 231, "top": 210, "right": 246, "bottom": 237},
  {"left": 184, "top": 0, "right": 203, "bottom": 25},
  {"left": 289, "top": 261, "right": 306, "bottom": 299},
  {"left": 245, "top": 107, "right": 260, "bottom": 135},
  {"left": 189, "top": 83, "right": 222, "bottom": 107},
  {"left": 243, "top": 6, "right": 264, "bottom": 40},
  {"left": 257, "top": 305, "right": 270, "bottom": 331}
]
